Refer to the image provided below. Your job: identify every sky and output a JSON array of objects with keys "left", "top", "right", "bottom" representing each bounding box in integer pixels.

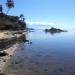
[{"left": 1, "top": 0, "right": 75, "bottom": 30}]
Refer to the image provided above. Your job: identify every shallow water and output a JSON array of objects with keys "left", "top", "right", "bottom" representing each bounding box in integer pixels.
[{"left": 5, "top": 30, "right": 75, "bottom": 75}]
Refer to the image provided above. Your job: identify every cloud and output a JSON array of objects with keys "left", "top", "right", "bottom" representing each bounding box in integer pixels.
[
  {"left": 25, "top": 20, "right": 75, "bottom": 31},
  {"left": 26, "top": 20, "right": 54, "bottom": 26}
]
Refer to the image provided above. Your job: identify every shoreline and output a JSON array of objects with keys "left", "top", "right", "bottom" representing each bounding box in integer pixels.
[
  {"left": 0, "top": 43, "right": 19, "bottom": 73},
  {"left": 0, "top": 31, "right": 26, "bottom": 74}
]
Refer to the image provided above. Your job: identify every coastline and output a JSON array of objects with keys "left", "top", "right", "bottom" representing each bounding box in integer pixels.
[
  {"left": 0, "top": 43, "right": 19, "bottom": 73},
  {"left": 0, "top": 9, "right": 26, "bottom": 74},
  {"left": 0, "top": 31, "right": 26, "bottom": 74}
]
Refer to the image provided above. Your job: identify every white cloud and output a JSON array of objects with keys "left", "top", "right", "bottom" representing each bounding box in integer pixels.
[
  {"left": 25, "top": 20, "right": 75, "bottom": 31},
  {"left": 26, "top": 20, "right": 54, "bottom": 26}
]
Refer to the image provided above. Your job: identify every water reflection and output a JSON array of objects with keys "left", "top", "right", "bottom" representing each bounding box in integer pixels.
[
  {"left": 4, "top": 30, "right": 75, "bottom": 75},
  {"left": 45, "top": 30, "right": 62, "bottom": 35}
]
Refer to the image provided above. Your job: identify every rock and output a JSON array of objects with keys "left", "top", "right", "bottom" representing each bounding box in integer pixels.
[
  {"left": 0, "top": 73, "right": 5, "bottom": 75},
  {"left": 45, "top": 27, "right": 67, "bottom": 34},
  {"left": 3, "top": 59, "right": 6, "bottom": 62},
  {"left": 15, "top": 61, "right": 19, "bottom": 64},
  {"left": 0, "top": 51, "right": 8, "bottom": 57}
]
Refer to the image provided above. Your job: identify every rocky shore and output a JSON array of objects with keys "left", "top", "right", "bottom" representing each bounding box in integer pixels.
[
  {"left": 0, "top": 31, "right": 26, "bottom": 74},
  {"left": 0, "top": 13, "right": 27, "bottom": 74},
  {"left": 0, "top": 43, "right": 19, "bottom": 74}
]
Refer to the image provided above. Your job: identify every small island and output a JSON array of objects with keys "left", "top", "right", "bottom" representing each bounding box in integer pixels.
[{"left": 45, "top": 27, "right": 67, "bottom": 34}]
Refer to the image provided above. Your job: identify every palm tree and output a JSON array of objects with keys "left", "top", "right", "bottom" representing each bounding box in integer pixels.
[
  {"left": 19, "top": 14, "right": 25, "bottom": 21},
  {"left": 0, "top": 4, "right": 3, "bottom": 13},
  {"left": 6, "top": 0, "right": 14, "bottom": 14}
]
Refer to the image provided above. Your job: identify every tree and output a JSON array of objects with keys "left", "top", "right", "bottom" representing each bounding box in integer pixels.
[
  {"left": 19, "top": 14, "right": 25, "bottom": 21},
  {"left": 0, "top": 4, "right": 3, "bottom": 13},
  {"left": 6, "top": 0, "right": 14, "bottom": 14}
]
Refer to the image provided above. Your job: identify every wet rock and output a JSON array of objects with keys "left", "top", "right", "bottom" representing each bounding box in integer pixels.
[
  {"left": 0, "top": 73, "right": 5, "bottom": 75},
  {"left": 0, "top": 51, "right": 8, "bottom": 57},
  {"left": 30, "top": 42, "right": 32, "bottom": 44},
  {"left": 25, "top": 40, "right": 29, "bottom": 42},
  {"left": 15, "top": 61, "right": 19, "bottom": 64},
  {"left": 3, "top": 59, "right": 6, "bottom": 62},
  {"left": 10, "top": 55, "right": 12, "bottom": 57}
]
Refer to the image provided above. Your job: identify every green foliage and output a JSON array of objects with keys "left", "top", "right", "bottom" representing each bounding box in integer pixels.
[
  {"left": 19, "top": 14, "right": 25, "bottom": 21},
  {"left": 6, "top": 0, "right": 14, "bottom": 14},
  {"left": 6, "top": 0, "right": 14, "bottom": 9}
]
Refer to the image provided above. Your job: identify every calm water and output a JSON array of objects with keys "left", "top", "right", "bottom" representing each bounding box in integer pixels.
[{"left": 5, "top": 30, "right": 75, "bottom": 75}]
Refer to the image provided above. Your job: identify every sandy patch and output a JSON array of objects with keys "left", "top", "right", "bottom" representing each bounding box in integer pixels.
[{"left": 0, "top": 43, "right": 19, "bottom": 73}]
